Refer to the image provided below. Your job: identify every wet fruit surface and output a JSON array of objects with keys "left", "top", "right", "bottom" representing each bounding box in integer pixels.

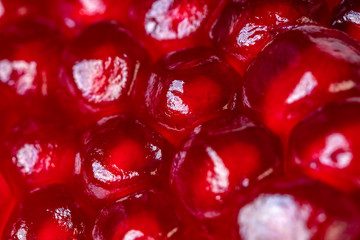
[
  {"left": 0, "top": 19, "right": 64, "bottom": 101},
  {"left": 170, "top": 113, "right": 282, "bottom": 222},
  {"left": 92, "top": 190, "right": 181, "bottom": 240},
  {"left": 242, "top": 25, "right": 360, "bottom": 140},
  {"left": 332, "top": 0, "right": 360, "bottom": 42},
  {"left": 235, "top": 177, "right": 360, "bottom": 240},
  {"left": 57, "top": 21, "right": 149, "bottom": 126},
  {"left": 1, "top": 117, "right": 77, "bottom": 197},
  {"left": 1, "top": 0, "right": 360, "bottom": 239},
  {"left": 289, "top": 99, "right": 360, "bottom": 193},
  {"left": 127, "top": 0, "right": 226, "bottom": 58},
  {"left": 2, "top": 185, "right": 88, "bottom": 239},
  {"left": 210, "top": 0, "right": 330, "bottom": 74},
  {"left": 75, "top": 115, "right": 174, "bottom": 208},
  {"left": 133, "top": 47, "right": 240, "bottom": 145}
]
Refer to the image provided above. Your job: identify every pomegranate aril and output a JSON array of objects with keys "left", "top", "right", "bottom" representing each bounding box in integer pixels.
[
  {"left": 170, "top": 113, "right": 282, "bottom": 225},
  {"left": 2, "top": 185, "right": 88, "bottom": 240},
  {"left": 331, "top": 0, "right": 360, "bottom": 42},
  {"left": 242, "top": 25, "right": 360, "bottom": 141},
  {"left": 127, "top": 0, "right": 226, "bottom": 59},
  {"left": 289, "top": 98, "right": 360, "bottom": 193},
  {"left": 57, "top": 21, "right": 150, "bottom": 127},
  {"left": 210, "top": 0, "right": 330, "bottom": 75},
  {"left": 92, "top": 190, "right": 182, "bottom": 240},
  {"left": 75, "top": 115, "right": 174, "bottom": 209},
  {"left": 0, "top": 117, "right": 78, "bottom": 197},
  {"left": 132, "top": 46, "right": 241, "bottom": 146},
  {"left": 0, "top": 19, "right": 64, "bottom": 101},
  {"left": 234, "top": 177, "right": 360, "bottom": 240}
]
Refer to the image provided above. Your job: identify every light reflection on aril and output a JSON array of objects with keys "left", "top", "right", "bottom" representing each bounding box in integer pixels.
[
  {"left": 237, "top": 23, "right": 268, "bottom": 48},
  {"left": 205, "top": 145, "right": 229, "bottom": 195},
  {"left": 238, "top": 194, "right": 313, "bottom": 240},
  {"left": 166, "top": 80, "right": 189, "bottom": 115},
  {"left": 145, "top": 0, "right": 208, "bottom": 40},
  {"left": 72, "top": 56, "right": 129, "bottom": 104},
  {"left": 14, "top": 143, "right": 41, "bottom": 175},
  {"left": 79, "top": 0, "right": 106, "bottom": 15},
  {"left": 286, "top": 71, "right": 318, "bottom": 104},
  {"left": 319, "top": 133, "right": 353, "bottom": 169},
  {"left": 123, "top": 229, "right": 145, "bottom": 240},
  {"left": 0, "top": 60, "right": 37, "bottom": 95}
]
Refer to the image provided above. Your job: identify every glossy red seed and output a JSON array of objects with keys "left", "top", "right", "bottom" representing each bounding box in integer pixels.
[
  {"left": 75, "top": 115, "right": 174, "bottom": 209},
  {"left": 132, "top": 47, "right": 240, "bottom": 146},
  {"left": 242, "top": 25, "right": 360, "bottom": 141},
  {"left": 289, "top": 99, "right": 360, "bottom": 193},
  {"left": 2, "top": 185, "right": 88, "bottom": 239},
  {"left": 127, "top": 0, "right": 226, "bottom": 59},
  {"left": 0, "top": 118, "right": 78, "bottom": 197},
  {"left": 170, "top": 113, "right": 282, "bottom": 224},
  {"left": 332, "top": 0, "right": 360, "bottom": 42},
  {"left": 57, "top": 21, "right": 150, "bottom": 126},
  {"left": 234, "top": 177, "right": 360, "bottom": 239},
  {"left": 210, "top": 0, "right": 330, "bottom": 75},
  {"left": 92, "top": 190, "right": 182, "bottom": 240},
  {"left": 0, "top": 19, "right": 64, "bottom": 101}
]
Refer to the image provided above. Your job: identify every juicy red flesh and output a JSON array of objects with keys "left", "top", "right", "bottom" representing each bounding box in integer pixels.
[
  {"left": 1, "top": 0, "right": 360, "bottom": 239},
  {"left": 132, "top": 47, "right": 240, "bottom": 146},
  {"left": 234, "top": 177, "right": 360, "bottom": 240},
  {"left": 0, "top": 19, "right": 64, "bottom": 101},
  {"left": 2, "top": 185, "right": 88, "bottom": 240},
  {"left": 75, "top": 115, "right": 174, "bottom": 209},
  {"left": 0, "top": 118, "right": 78, "bottom": 197},
  {"left": 0, "top": 0, "right": 48, "bottom": 26},
  {"left": 92, "top": 190, "right": 182, "bottom": 240},
  {"left": 57, "top": 21, "right": 149, "bottom": 127},
  {"left": 127, "top": 0, "right": 226, "bottom": 59},
  {"left": 242, "top": 25, "right": 360, "bottom": 141},
  {"left": 289, "top": 99, "right": 360, "bottom": 193},
  {"left": 332, "top": 0, "right": 360, "bottom": 42},
  {"left": 0, "top": 172, "right": 16, "bottom": 238},
  {"left": 170, "top": 113, "right": 283, "bottom": 224},
  {"left": 210, "top": 0, "right": 330, "bottom": 75}
]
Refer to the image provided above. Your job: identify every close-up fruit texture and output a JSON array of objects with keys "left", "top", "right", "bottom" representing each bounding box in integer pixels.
[{"left": 1, "top": 0, "right": 360, "bottom": 239}]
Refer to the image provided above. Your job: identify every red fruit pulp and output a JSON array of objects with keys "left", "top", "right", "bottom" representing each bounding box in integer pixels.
[
  {"left": 57, "top": 21, "right": 150, "bottom": 126},
  {"left": 0, "top": 172, "right": 16, "bottom": 238},
  {"left": 0, "top": 19, "right": 64, "bottom": 101},
  {"left": 92, "top": 190, "right": 182, "bottom": 240},
  {"left": 289, "top": 98, "right": 360, "bottom": 193},
  {"left": 132, "top": 46, "right": 240, "bottom": 146},
  {"left": 75, "top": 115, "right": 174, "bottom": 209},
  {"left": 242, "top": 25, "right": 360, "bottom": 141},
  {"left": 235, "top": 177, "right": 360, "bottom": 240},
  {"left": 0, "top": 0, "right": 48, "bottom": 26},
  {"left": 2, "top": 185, "right": 88, "bottom": 239},
  {"left": 210, "top": 0, "right": 330, "bottom": 75},
  {"left": 170, "top": 113, "right": 283, "bottom": 223},
  {"left": 0, "top": 118, "right": 78, "bottom": 197},
  {"left": 332, "top": 0, "right": 360, "bottom": 42},
  {"left": 127, "top": 0, "right": 227, "bottom": 59}
]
